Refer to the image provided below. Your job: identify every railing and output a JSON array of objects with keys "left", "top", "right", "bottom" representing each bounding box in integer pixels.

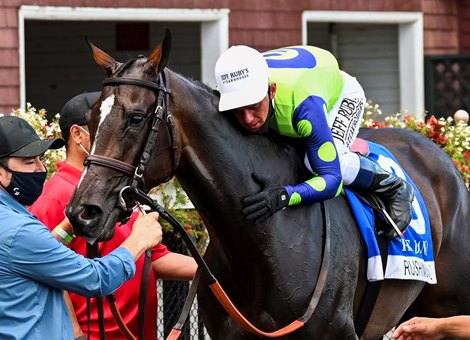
[{"left": 425, "top": 55, "right": 470, "bottom": 119}]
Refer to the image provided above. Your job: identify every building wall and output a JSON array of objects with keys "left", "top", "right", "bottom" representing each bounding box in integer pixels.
[
  {"left": 0, "top": 0, "right": 466, "bottom": 113},
  {"left": 422, "top": 0, "right": 459, "bottom": 54},
  {"left": 25, "top": 21, "right": 201, "bottom": 116},
  {"left": 459, "top": 0, "right": 470, "bottom": 53},
  {"left": 0, "top": 4, "right": 20, "bottom": 114}
]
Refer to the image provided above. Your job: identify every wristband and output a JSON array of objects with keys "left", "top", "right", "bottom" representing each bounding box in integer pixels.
[{"left": 53, "top": 226, "right": 74, "bottom": 243}]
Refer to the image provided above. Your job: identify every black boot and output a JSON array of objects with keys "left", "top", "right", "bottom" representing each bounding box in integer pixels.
[{"left": 349, "top": 155, "right": 415, "bottom": 240}]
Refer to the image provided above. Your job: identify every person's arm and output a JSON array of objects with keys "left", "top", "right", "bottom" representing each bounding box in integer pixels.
[
  {"left": 152, "top": 252, "right": 197, "bottom": 281},
  {"left": 63, "top": 291, "right": 85, "bottom": 340},
  {"left": 241, "top": 97, "right": 343, "bottom": 224},
  {"left": 51, "top": 212, "right": 160, "bottom": 258},
  {"left": 52, "top": 217, "right": 75, "bottom": 246},
  {"left": 392, "top": 316, "right": 470, "bottom": 340},
  {"left": 284, "top": 96, "right": 343, "bottom": 205},
  {"left": 50, "top": 221, "right": 84, "bottom": 338},
  {"left": 10, "top": 213, "right": 162, "bottom": 298},
  {"left": 119, "top": 211, "right": 162, "bottom": 261}
]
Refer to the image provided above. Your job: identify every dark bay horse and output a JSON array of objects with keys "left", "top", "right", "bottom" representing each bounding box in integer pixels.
[{"left": 66, "top": 32, "right": 470, "bottom": 339}]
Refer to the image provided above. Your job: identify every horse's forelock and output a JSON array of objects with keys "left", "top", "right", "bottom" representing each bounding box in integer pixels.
[{"left": 114, "top": 57, "right": 143, "bottom": 78}]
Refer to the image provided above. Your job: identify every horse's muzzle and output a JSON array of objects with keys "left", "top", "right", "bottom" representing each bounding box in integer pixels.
[{"left": 65, "top": 203, "right": 106, "bottom": 243}]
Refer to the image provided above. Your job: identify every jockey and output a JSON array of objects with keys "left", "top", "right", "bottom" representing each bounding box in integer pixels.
[{"left": 214, "top": 45, "right": 414, "bottom": 240}]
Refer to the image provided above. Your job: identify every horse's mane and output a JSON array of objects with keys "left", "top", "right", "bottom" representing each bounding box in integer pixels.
[
  {"left": 112, "top": 54, "right": 221, "bottom": 103},
  {"left": 168, "top": 68, "right": 308, "bottom": 160},
  {"left": 170, "top": 69, "right": 221, "bottom": 99}
]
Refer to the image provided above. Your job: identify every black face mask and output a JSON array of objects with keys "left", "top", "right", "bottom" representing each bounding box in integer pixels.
[{"left": 1, "top": 169, "right": 47, "bottom": 206}]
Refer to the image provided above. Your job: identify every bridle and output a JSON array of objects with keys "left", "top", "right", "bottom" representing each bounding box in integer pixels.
[
  {"left": 82, "top": 70, "right": 177, "bottom": 340},
  {"left": 82, "top": 69, "right": 331, "bottom": 340},
  {"left": 85, "top": 69, "right": 177, "bottom": 195}
]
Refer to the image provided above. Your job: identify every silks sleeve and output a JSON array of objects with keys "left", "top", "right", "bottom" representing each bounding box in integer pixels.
[{"left": 284, "top": 95, "right": 343, "bottom": 205}]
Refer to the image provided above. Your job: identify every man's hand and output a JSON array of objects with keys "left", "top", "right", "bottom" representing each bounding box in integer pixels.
[
  {"left": 242, "top": 186, "right": 289, "bottom": 224},
  {"left": 121, "top": 211, "right": 162, "bottom": 261},
  {"left": 130, "top": 211, "right": 162, "bottom": 249},
  {"left": 392, "top": 317, "right": 445, "bottom": 340}
]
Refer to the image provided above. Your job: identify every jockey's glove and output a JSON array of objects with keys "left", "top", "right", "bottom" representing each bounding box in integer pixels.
[{"left": 242, "top": 186, "right": 289, "bottom": 224}]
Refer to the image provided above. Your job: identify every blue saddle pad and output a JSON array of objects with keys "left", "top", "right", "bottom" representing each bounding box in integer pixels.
[{"left": 344, "top": 141, "right": 436, "bottom": 283}]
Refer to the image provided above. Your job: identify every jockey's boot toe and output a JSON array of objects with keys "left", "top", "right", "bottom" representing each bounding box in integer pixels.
[{"left": 381, "top": 177, "right": 415, "bottom": 240}]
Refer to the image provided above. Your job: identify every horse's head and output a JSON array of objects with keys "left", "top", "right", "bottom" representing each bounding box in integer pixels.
[{"left": 66, "top": 30, "right": 179, "bottom": 241}]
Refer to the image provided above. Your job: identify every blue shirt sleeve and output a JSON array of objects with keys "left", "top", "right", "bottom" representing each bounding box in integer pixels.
[
  {"left": 8, "top": 219, "right": 136, "bottom": 298},
  {"left": 284, "top": 95, "right": 343, "bottom": 205}
]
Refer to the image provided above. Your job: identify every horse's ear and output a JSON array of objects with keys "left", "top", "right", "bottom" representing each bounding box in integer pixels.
[
  {"left": 146, "top": 29, "right": 172, "bottom": 75},
  {"left": 86, "top": 37, "right": 119, "bottom": 77}
]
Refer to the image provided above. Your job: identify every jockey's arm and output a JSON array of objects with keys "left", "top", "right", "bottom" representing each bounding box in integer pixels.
[{"left": 283, "top": 96, "right": 343, "bottom": 206}]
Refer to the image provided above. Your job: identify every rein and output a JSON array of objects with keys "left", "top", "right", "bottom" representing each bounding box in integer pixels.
[
  {"left": 85, "top": 71, "right": 331, "bottom": 339},
  {"left": 125, "top": 187, "right": 331, "bottom": 339}
]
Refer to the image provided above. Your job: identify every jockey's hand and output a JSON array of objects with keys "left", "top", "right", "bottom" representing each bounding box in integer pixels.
[{"left": 242, "top": 186, "right": 289, "bottom": 224}]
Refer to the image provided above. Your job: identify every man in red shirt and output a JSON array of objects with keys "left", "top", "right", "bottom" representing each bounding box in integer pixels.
[{"left": 30, "top": 92, "right": 197, "bottom": 340}]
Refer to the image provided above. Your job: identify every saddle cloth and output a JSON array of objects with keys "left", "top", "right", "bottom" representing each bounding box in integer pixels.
[{"left": 345, "top": 141, "right": 437, "bottom": 284}]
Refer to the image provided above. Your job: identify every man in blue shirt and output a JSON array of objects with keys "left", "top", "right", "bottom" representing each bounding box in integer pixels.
[{"left": 0, "top": 115, "right": 163, "bottom": 340}]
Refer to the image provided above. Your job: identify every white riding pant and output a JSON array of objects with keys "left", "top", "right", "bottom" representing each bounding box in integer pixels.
[{"left": 304, "top": 71, "right": 366, "bottom": 185}]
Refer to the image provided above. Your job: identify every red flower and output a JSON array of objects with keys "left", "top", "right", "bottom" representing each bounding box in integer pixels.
[{"left": 427, "top": 115, "right": 438, "bottom": 125}]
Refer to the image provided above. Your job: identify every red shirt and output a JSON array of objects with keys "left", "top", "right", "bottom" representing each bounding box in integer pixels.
[{"left": 30, "top": 161, "right": 169, "bottom": 340}]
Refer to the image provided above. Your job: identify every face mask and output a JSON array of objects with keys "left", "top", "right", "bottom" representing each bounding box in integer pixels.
[
  {"left": 78, "top": 125, "right": 90, "bottom": 155},
  {"left": 1, "top": 170, "right": 47, "bottom": 206},
  {"left": 79, "top": 144, "right": 90, "bottom": 155}
]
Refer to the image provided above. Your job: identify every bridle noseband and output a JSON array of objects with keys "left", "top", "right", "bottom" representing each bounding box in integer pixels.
[{"left": 84, "top": 69, "right": 178, "bottom": 207}]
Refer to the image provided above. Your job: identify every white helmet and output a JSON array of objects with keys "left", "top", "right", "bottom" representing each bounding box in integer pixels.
[{"left": 215, "top": 45, "right": 269, "bottom": 111}]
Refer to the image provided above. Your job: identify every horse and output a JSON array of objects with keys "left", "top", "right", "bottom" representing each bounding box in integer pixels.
[{"left": 66, "top": 31, "right": 470, "bottom": 339}]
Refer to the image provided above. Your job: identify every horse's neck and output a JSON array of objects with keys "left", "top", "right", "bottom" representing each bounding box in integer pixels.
[
  {"left": 172, "top": 74, "right": 255, "bottom": 197},
  {"left": 172, "top": 76, "right": 280, "bottom": 247},
  {"left": 175, "top": 95, "right": 252, "bottom": 216}
]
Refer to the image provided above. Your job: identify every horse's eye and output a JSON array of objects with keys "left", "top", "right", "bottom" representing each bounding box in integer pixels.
[{"left": 129, "top": 112, "right": 145, "bottom": 126}]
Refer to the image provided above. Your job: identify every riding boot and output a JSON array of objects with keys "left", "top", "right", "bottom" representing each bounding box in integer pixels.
[{"left": 349, "top": 155, "right": 415, "bottom": 240}]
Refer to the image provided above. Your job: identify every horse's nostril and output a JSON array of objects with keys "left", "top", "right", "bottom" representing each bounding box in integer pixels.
[{"left": 78, "top": 205, "right": 103, "bottom": 222}]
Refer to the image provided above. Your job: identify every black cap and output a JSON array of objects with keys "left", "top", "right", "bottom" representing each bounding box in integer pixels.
[
  {"left": 0, "top": 116, "right": 64, "bottom": 158},
  {"left": 59, "top": 92, "right": 101, "bottom": 132}
]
